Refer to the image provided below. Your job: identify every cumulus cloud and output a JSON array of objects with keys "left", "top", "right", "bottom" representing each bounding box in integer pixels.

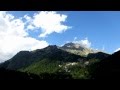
[
  {"left": 0, "top": 11, "right": 71, "bottom": 62},
  {"left": 24, "top": 11, "right": 71, "bottom": 37},
  {"left": 0, "top": 12, "right": 49, "bottom": 62},
  {"left": 73, "top": 37, "right": 91, "bottom": 48}
]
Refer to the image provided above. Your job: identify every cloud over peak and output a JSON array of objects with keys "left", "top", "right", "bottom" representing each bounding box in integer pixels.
[{"left": 73, "top": 37, "right": 91, "bottom": 48}]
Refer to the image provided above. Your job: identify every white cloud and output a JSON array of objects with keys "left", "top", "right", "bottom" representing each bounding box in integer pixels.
[
  {"left": 73, "top": 37, "right": 91, "bottom": 48},
  {"left": 0, "top": 11, "right": 71, "bottom": 62},
  {"left": 114, "top": 48, "right": 120, "bottom": 52},
  {"left": 24, "top": 14, "right": 35, "bottom": 30},
  {"left": 74, "top": 37, "right": 77, "bottom": 41},
  {"left": 24, "top": 11, "right": 71, "bottom": 37},
  {"left": 26, "top": 24, "right": 35, "bottom": 30},
  {"left": 24, "top": 14, "right": 32, "bottom": 22},
  {"left": 0, "top": 11, "right": 49, "bottom": 62}
]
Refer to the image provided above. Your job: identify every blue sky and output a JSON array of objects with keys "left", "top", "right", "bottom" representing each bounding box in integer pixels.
[
  {"left": 0, "top": 11, "right": 120, "bottom": 62},
  {"left": 9, "top": 11, "right": 120, "bottom": 53}
]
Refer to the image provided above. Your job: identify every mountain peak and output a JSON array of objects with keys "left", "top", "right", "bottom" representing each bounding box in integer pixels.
[
  {"left": 47, "top": 45, "right": 58, "bottom": 48},
  {"left": 44, "top": 45, "right": 58, "bottom": 50},
  {"left": 60, "top": 42, "right": 97, "bottom": 56},
  {"left": 62, "top": 42, "right": 85, "bottom": 50}
]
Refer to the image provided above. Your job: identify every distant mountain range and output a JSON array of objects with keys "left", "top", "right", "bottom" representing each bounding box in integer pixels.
[{"left": 0, "top": 42, "right": 112, "bottom": 79}]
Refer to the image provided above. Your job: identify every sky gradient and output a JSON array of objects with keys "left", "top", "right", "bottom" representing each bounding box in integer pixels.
[{"left": 0, "top": 11, "right": 120, "bottom": 62}]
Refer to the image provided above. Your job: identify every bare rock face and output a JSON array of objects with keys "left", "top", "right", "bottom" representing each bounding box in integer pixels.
[{"left": 60, "top": 42, "right": 98, "bottom": 56}]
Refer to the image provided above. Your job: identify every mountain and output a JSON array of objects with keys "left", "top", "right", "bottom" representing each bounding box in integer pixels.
[
  {"left": 0, "top": 68, "right": 40, "bottom": 80},
  {"left": 91, "top": 50, "right": 120, "bottom": 79},
  {"left": 0, "top": 43, "right": 110, "bottom": 79},
  {"left": 0, "top": 45, "right": 85, "bottom": 70},
  {"left": 87, "top": 52, "right": 109, "bottom": 60},
  {"left": 60, "top": 42, "right": 99, "bottom": 57},
  {"left": 0, "top": 68, "right": 73, "bottom": 79}
]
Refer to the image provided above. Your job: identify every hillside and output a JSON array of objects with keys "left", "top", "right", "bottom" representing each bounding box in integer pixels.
[
  {"left": 0, "top": 68, "right": 40, "bottom": 80},
  {"left": 87, "top": 52, "right": 109, "bottom": 60},
  {"left": 0, "top": 43, "right": 110, "bottom": 79},
  {"left": 0, "top": 45, "right": 84, "bottom": 70},
  {"left": 90, "top": 50, "right": 120, "bottom": 79}
]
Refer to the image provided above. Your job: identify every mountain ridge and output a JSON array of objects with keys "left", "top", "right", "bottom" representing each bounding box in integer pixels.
[
  {"left": 0, "top": 45, "right": 85, "bottom": 70},
  {"left": 0, "top": 43, "right": 110, "bottom": 79}
]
